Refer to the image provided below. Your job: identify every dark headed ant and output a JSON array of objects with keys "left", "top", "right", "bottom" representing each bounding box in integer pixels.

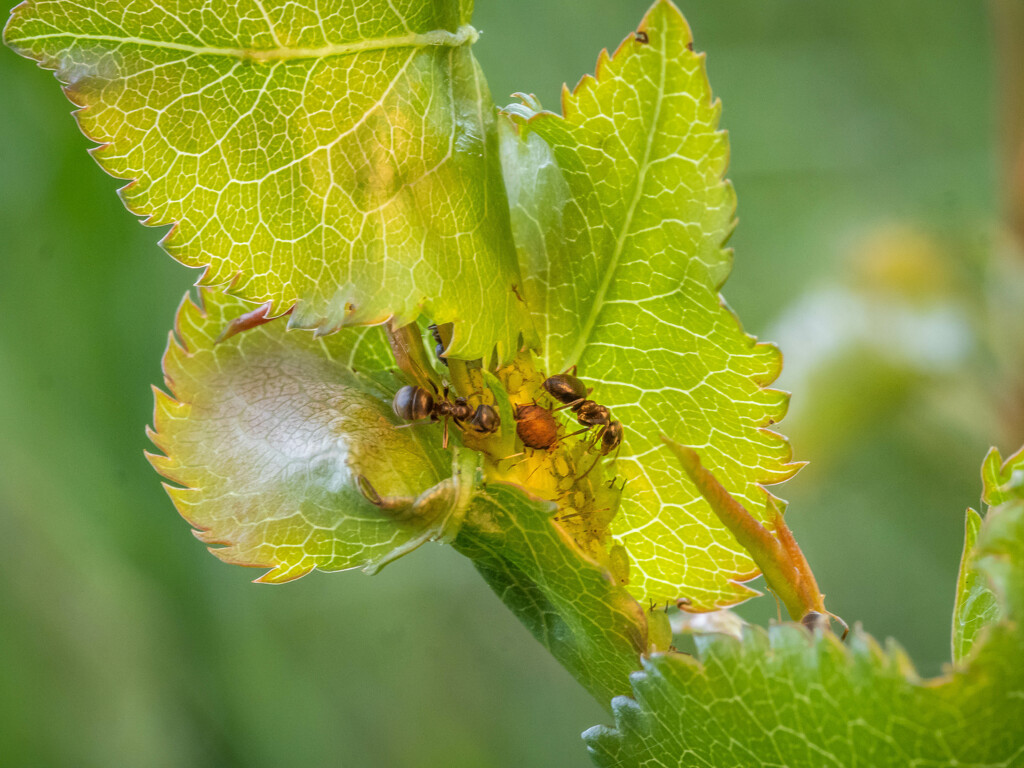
[
  {"left": 542, "top": 368, "right": 623, "bottom": 455},
  {"left": 392, "top": 384, "right": 500, "bottom": 448}
]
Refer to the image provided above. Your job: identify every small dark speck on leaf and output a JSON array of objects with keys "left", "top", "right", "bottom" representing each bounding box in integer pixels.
[
  {"left": 635, "top": 30, "right": 649, "bottom": 44},
  {"left": 686, "top": 41, "right": 694, "bottom": 52}
]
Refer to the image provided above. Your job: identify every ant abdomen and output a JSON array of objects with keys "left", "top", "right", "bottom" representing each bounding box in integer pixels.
[
  {"left": 393, "top": 385, "right": 434, "bottom": 422},
  {"left": 542, "top": 372, "right": 588, "bottom": 410}
]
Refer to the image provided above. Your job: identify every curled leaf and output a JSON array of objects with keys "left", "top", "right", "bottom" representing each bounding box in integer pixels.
[{"left": 148, "top": 288, "right": 455, "bottom": 582}]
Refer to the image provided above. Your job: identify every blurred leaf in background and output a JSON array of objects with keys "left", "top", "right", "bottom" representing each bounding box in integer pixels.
[{"left": 0, "top": 0, "right": 1010, "bottom": 765}]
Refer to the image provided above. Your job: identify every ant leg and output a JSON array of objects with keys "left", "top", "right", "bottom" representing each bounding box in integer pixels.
[
  {"left": 552, "top": 399, "right": 585, "bottom": 412},
  {"left": 576, "top": 451, "right": 605, "bottom": 482},
  {"left": 498, "top": 450, "right": 532, "bottom": 471},
  {"left": 524, "top": 462, "right": 546, "bottom": 482},
  {"left": 441, "top": 418, "right": 450, "bottom": 449},
  {"left": 554, "top": 510, "right": 586, "bottom": 522}
]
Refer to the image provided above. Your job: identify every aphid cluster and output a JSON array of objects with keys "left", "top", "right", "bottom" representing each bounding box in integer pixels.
[{"left": 393, "top": 384, "right": 500, "bottom": 448}]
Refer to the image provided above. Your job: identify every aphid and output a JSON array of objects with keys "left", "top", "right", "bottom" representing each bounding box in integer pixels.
[
  {"left": 635, "top": 30, "right": 649, "bottom": 44},
  {"left": 392, "top": 384, "right": 500, "bottom": 448},
  {"left": 427, "top": 323, "right": 448, "bottom": 367},
  {"left": 514, "top": 403, "right": 559, "bottom": 450}
]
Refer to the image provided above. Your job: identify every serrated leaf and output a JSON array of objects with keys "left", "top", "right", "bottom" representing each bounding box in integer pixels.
[
  {"left": 584, "top": 469, "right": 1024, "bottom": 767},
  {"left": 952, "top": 508, "right": 999, "bottom": 662},
  {"left": 982, "top": 445, "right": 1024, "bottom": 506},
  {"left": 453, "top": 482, "right": 649, "bottom": 705},
  {"left": 4, "top": 0, "right": 527, "bottom": 360},
  {"left": 148, "top": 287, "right": 465, "bottom": 582},
  {"left": 954, "top": 445, "right": 1024, "bottom": 657},
  {"left": 499, "top": 0, "right": 798, "bottom": 609}
]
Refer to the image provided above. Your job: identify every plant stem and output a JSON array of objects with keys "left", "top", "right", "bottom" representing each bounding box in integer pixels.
[
  {"left": 386, "top": 322, "right": 439, "bottom": 389},
  {"left": 433, "top": 323, "right": 474, "bottom": 397}
]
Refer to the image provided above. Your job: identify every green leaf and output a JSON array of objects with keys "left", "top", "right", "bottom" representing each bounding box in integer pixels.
[
  {"left": 952, "top": 508, "right": 999, "bottom": 662},
  {"left": 4, "top": 0, "right": 526, "bottom": 360},
  {"left": 499, "top": 0, "right": 798, "bottom": 608},
  {"left": 453, "top": 482, "right": 650, "bottom": 706},
  {"left": 982, "top": 445, "right": 1024, "bottom": 506},
  {"left": 953, "top": 446, "right": 1024, "bottom": 659},
  {"left": 148, "top": 287, "right": 469, "bottom": 583},
  {"left": 584, "top": 472, "right": 1024, "bottom": 767}
]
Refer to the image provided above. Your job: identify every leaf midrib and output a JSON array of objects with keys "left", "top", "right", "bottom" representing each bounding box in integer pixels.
[
  {"left": 10, "top": 24, "right": 478, "bottom": 62},
  {"left": 563, "top": 35, "right": 668, "bottom": 371}
]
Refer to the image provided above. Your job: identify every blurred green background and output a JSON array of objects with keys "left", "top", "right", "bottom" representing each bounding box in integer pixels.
[{"left": 1, "top": 1, "right": 1019, "bottom": 765}]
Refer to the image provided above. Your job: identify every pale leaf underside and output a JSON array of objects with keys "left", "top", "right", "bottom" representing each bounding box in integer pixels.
[{"left": 148, "top": 287, "right": 453, "bottom": 583}]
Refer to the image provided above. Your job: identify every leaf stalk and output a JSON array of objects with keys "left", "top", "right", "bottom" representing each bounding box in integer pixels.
[{"left": 664, "top": 439, "right": 827, "bottom": 624}]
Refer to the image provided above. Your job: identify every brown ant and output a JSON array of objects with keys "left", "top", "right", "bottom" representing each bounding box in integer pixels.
[
  {"left": 542, "top": 368, "right": 623, "bottom": 455},
  {"left": 392, "top": 384, "right": 500, "bottom": 448}
]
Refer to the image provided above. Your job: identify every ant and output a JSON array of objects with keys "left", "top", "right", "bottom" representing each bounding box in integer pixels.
[
  {"left": 392, "top": 384, "right": 500, "bottom": 448},
  {"left": 542, "top": 367, "right": 623, "bottom": 455}
]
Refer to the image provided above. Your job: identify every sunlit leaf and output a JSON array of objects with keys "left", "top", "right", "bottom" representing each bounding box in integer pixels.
[
  {"left": 952, "top": 508, "right": 998, "bottom": 662},
  {"left": 499, "top": 0, "right": 798, "bottom": 608},
  {"left": 148, "top": 287, "right": 465, "bottom": 583},
  {"left": 584, "top": 455, "right": 1024, "bottom": 768},
  {"left": 953, "top": 446, "right": 1024, "bottom": 657},
  {"left": 4, "top": 0, "right": 527, "bottom": 360},
  {"left": 982, "top": 445, "right": 1024, "bottom": 507},
  {"left": 453, "top": 482, "right": 650, "bottom": 705}
]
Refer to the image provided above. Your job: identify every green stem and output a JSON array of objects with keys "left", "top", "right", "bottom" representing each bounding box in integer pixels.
[
  {"left": 386, "top": 322, "right": 439, "bottom": 390},
  {"left": 433, "top": 322, "right": 474, "bottom": 396}
]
